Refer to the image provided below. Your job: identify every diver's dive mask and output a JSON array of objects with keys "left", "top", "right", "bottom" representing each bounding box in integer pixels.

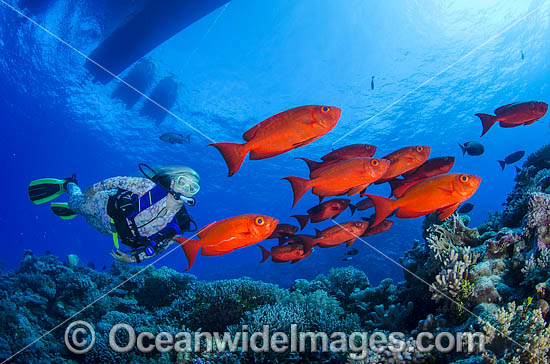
[
  {"left": 175, "top": 175, "right": 200, "bottom": 196},
  {"left": 138, "top": 163, "right": 197, "bottom": 206}
]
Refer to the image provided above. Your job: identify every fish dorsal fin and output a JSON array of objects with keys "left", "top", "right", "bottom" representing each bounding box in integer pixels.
[
  {"left": 494, "top": 102, "right": 519, "bottom": 115},
  {"left": 242, "top": 124, "right": 260, "bottom": 141}
]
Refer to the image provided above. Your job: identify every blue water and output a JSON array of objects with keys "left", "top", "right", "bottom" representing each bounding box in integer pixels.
[{"left": 1, "top": 0, "right": 549, "bottom": 287}]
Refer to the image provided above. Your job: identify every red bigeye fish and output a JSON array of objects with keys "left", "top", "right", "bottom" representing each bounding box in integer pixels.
[
  {"left": 283, "top": 157, "right": 390, "bottom": 207},
  {"left": 278, "top": 233, "right": 316, "bottom": 245},
  {"left": 366, "top": 173, "right": 481, "bottom": 227},
  {"left": 361, "top": 219, "right": 394, "bottom": 237},
  {"left": 291, "top": 198, "right": 352, "bottom": 230},
  {"left": 375, "top": 146, "right": 431, "bottom": 184},
  {"left": 258, "top": 241, "right": 313, "bottom": 264},
  {"left": 389, "top": 156, "right": 455, "bottom": 198},
  {"left": 171, "top": 214, "right": 278, "bottom": 271},
  {"left": 297, "top": 144, "right": 377, "bottom": 174},
  {"left": 477, "top": 101, "right": 548, "bottom": 136},
  {"left": 267, "top": 223, "right": 299, "bottom": 244},
  {"left": 312, "top": 221, "right": 369, "bottom": 249},
  {"left": 210, "top": 105, "right": 341, "bottom": 176}
]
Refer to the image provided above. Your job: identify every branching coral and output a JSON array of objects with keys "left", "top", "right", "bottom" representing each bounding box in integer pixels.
[
  {"left": 425, "top": 214, "right": 482, "bottom": 249},
  {"left": 522, "top": 249, "right": 550, "bottom": 286},
  {"left": 365, "top": 302, "right": 414, "bottom": 331},
  {"left": 524, "top": 144, "right": 550, "bottom": 171},
  {"left": 479, "top": 300, "right": 550, "bottom": 364}
]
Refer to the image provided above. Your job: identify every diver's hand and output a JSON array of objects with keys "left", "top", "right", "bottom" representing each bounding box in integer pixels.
[{"left": 110, "top": 249, "right": 135, "bottom": 263}]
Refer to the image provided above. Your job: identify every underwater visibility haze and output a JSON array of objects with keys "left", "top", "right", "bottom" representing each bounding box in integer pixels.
[{"left": 1, "top": 0, "right": 550, "bottom": 363}]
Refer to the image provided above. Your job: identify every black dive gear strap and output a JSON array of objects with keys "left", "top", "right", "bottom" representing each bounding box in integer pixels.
[
  {"left": 138, "top": 163, "right": 195, "bottom": 206},
  {"left": 107, "top": 187, "right": 197, "bottom": 255}
]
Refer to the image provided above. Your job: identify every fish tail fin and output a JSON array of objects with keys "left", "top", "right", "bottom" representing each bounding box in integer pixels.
[
  {"left": 172, "top": 238, "right": 200, "bottom": 271},
  {"left": 364, "top": 194, "right": 396, "bottom": 227},
  {"left": 282, "top": 176, "right": 312, "bottom": 208},
  {"left": 209, "top": 142, "right": 248, "bottom": 177},
  {"left": 458, "top": 143, "right": 467, "bottom": 156},
  {"left": 476, "top": 113, "right": 497, "bottom": 137},
  {"left": 301, "top": 236, "right": 316, "bottom": 255},
  {"left": 277, "top": 238, "right": 286, "bottom": 245},
  {"left": 349, "top": 204, "right": 357, "bottom": 216},
  {"left": 295, "top": 157, "right": 323, "bottom": 173},
  {"left": 291, "top": 214, "right": 310, "bottom": 230},
  {"left": 498, "top": 160, "right": 506, "bottom": 171},
  {"left": 388, "top": 179, "right": 405, "bottom": 197},
  {"left": 258, "top": 245, "right": 271, "bottom": 263},
  {"left": 185, "top": 135, "right": 191, "bottom": 144}
]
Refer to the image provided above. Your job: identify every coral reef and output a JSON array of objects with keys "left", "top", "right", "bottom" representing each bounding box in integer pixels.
[
  {"left": 1, "top": 144, "right": 550, "bottom": 364},
  {"left": 526, "top": 192, "right": 550, "bottom": 249}
]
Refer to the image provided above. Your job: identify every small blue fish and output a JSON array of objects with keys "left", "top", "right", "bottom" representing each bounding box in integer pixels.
[
  {"left": 345, "top": 248, "right": 359, "bottom": 256},
  {"left": 521, "top": 50, "right": 524, "bottom": 60},
  {"left": 498, "top": 151, "right": 525, "bottom": 171},
  {"left": 371, "top": 76, "right": 375, "bottom": 90},
  {"left": 159, "top": 132, "right": 190, "bottom": 145},
  {"left": 457, "top": 203, "right": 474, "bottom": 214},
  {"left": 458, "top": 142, "right": 484, "bottom": 156}
]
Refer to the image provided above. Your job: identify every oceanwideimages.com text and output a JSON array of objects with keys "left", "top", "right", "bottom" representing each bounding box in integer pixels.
[{"left": 65, "top": 321, "right": 486, "bottom": 360}]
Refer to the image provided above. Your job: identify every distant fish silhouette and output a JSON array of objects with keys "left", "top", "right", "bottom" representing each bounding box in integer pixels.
[
  {"left": 342, "top": 257, "right": 352, "bottom": 261},
  {"left": 498, "top": 151, "right": 525, "bottom": 171},
  {"left": 371, "top": 76, "right": 374, "bottom": 90},
  {"left": 345, "top": 248, "right": 359, "bottom": 256},
  {"left": 102, "top": 265, "right": 107, "bottom": 270},
  {"left": 521, "top": 50, "right": 524, "bottom": 60},
  {"left": 457, "top": 203, "right": 474, "bottom": 214},
  {"left": 458, "top": 142, "right": 484, "bottom": 156},
  {"left": 159, "top": 132, "right": 190, "bottom": 144}
]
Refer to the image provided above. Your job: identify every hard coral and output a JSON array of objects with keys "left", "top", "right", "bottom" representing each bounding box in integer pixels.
[{"left": 527, "top": 192, "right": 550, "bottom": 249}]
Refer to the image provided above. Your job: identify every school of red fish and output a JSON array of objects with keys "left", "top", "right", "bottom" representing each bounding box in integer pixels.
[{"left": 173, "top": 101, "right": 548, "bottom": 270}]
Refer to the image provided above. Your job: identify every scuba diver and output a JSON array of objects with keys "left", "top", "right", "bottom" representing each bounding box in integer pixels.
[{"left": 27, "top": 164, "right": 199, "bottom": 263}]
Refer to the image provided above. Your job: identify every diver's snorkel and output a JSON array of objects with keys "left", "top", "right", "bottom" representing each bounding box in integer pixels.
[{"left": 138, "top": 163, "right": 196, "bottom": 206}]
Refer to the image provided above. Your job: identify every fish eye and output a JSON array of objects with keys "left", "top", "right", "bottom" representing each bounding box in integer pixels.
[
  {"left": 460, "top": 175, "right": 469, "bottom": 183},
  {"left": 355, "top": 222, "right": 362, "bottom": 227},
  {"left": 371, "top": 159, "right": 380, "bottom": 166},
  {"left": 255, "top": 217, "right": 265, "bottom": 226},
  {"left": 321, "top": 106, "right": 330, "bottom": 113},
  {"left": 416, "top": 146, "right": 423, "bottom": 152}
]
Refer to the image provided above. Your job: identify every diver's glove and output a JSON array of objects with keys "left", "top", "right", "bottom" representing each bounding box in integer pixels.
[
  {"left": 110, "top": 249, "right": 135, "bottom": 263},
  {"left": 110, "top": 249, "right": 150, "bottom": 264},
  {"left": 110, "top": 240, "right": 176, "bottom": 264}
]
